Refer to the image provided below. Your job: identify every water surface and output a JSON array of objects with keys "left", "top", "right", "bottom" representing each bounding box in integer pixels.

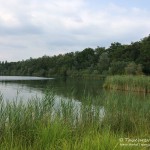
[
  {"left": 0, "top": 76, "right": 149, "bottom": 123},
  {"left": 0, "top": 76, "right": 105, "bottom": 120},
  {"left": 0, "top": 76, "right": 104, "bottom": 102}
]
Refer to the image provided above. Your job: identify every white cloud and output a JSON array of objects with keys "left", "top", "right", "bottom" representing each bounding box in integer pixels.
[{"left": 0, "top": 0, "right": 150, "bottom": 61}]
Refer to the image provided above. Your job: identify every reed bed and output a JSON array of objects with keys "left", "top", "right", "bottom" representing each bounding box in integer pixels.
[
  {"left": 0, "top": 89, "right": 149, "bottom": 150},
  {"left": 103, "top": 75, "right": 150, "bottom": 93}
]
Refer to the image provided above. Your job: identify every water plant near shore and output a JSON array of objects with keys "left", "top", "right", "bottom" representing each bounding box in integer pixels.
[
  {"left": 0, "top": 89, "right": 149, "bottom": 149},
  {"left": 103, "top": 75, "right": 150, "bottom": 93}
]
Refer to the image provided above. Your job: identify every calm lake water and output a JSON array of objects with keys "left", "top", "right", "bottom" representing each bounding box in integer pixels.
[
  {"left": 0, "top": 76, "right": 104, "bottom": 102},
  {"left": 0, "top": 76, "right": 106, "bottom": 119},
  {"left": 0, "top": 76, "right": 149, "bottom": 122},
  {"left": 0, "top": 76, "right": 148, "bottom": 102}
]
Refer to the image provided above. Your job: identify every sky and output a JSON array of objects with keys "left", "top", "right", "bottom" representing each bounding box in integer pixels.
[{"left": 0, "top": 0, "right": 150, "bottom": 62}]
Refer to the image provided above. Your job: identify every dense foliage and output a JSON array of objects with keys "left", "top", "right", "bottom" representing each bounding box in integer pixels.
[{"left": 0, "top": 35, "right": 150, "bottom": 77}]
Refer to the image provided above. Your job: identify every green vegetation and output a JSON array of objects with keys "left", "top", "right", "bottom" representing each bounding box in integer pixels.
[
  {"left": 0, "top": 35, "right": 150, "bottom": 77},
  {"left": 103, "top": 75, "right": 150, "bottom": 93},
  {"left": 0, "top": 90, "right": 149, "bottom": 149},
  {"left": 0, "top": 34, "right": 149, "bottom": 149}
]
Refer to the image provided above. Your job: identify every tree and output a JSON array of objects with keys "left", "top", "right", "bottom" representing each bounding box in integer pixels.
[
  {"left": 108, "top": 42, "right": 125, "bottom": 62},
  {"left": 97, "top": 52, "right": 110, "bottom": 74},
  {"left": 109, "top": 61, "right": 128, "bottom": 75},
  {"left": 125, "top": 62, "right": 143, "bottom": 75}
]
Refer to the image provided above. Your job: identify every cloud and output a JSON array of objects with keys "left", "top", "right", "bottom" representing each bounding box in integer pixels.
[{"left": 0, "top": 0, "right": 150, "bottom": 61}]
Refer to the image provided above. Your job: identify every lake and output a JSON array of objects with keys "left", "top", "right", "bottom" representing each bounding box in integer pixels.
[
  {"left": 1, "top": 75, "right": 148, "bottom": 117},
  {"left": 0, "top": 76, "right": 104, "bottom": 102},
  {"left": 0, "top": 76, "right": 148, "bottom": 105},
  {"left": 0, "top": 76, "right": 106, "bottom": 121},
  {"left": 0, "top": 76, "right": 150, "bottom": 147}
]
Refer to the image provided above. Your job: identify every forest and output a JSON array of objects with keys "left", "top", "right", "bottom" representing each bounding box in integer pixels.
[{"left": 0, "top": 35, "right": 150, "bottom": 77}]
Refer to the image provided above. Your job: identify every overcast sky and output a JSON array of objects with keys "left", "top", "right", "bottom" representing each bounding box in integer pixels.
[{"left": 0, "top": 0, "right": 150, "bottom": 62}]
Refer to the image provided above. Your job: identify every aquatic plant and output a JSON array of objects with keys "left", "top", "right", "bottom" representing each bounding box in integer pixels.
[
  {"left": 0, "top": 89, "right": 149, "bottom": 149},
  {"left": 103, "top": 75, "right": 150, "bottom": 93}
]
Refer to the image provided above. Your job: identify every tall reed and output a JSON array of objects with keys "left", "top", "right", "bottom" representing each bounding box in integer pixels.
[
  {"left": 0, "top": 89, "right": 149, "bottom": 149},
  {"left": 103, "top": 75, "right": 150, "bottom": 93}
]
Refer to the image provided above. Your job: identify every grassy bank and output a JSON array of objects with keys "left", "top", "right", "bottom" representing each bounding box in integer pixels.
[
  {"left": 103, "top": 75, "right": 150, "bottom": 93},
  {"left": 0, "top": 90, "right": 150, "bottom": 149}
]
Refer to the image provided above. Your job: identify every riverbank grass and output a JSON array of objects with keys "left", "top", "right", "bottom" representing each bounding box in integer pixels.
[
  {"left": 0, "top": 89, "right": 150, "bottom": 149},
  {"left": 103, "top": 75, "right": 150, "bottom": 93}
]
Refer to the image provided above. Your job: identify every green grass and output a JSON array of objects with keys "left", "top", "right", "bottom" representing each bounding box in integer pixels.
[
  {"left": 103, "top": 75, "right": 150, "bottom": 93},
  {"left": 0, "top": 89, "right": 150, "bottom": 150}
]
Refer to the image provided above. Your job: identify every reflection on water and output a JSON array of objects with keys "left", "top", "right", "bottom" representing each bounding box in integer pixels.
[
  {"left": 0, "top": 76, "right": 149, "bottom": 124},
  {"left": 0, "top": 76, "right": 53, "bottom": 101},
  {"left": 51, "top": 95, "right": 105, "bottom": 124},
  {"left": 0, "top": 76, "right": 106, "bottom": 121},
  {"left": 0, "top": 76, "right": 104, "bottom": 102},
  {"left": 0, "top": 76, "right": 53, "bottom": 81},
  {"left": 0, "top": 76, "right": 148, "bottom": 103},
  {"left": 0, "top": 76, "right": 106, "bottom": 122},
  {"left": 0, "top": 81, "right": 43, "bottom": 101}
]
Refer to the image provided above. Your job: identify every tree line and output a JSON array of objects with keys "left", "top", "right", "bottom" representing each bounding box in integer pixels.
[{"left": 0, "top": 35, "right": 150, "bottom": 77}]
